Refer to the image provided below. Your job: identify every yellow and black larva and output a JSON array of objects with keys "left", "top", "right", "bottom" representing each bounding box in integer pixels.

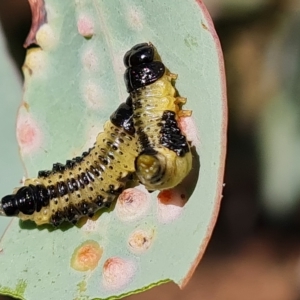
[
  {"left": 0, "top": 43, "right": 193, "bottom": 226},
  {"left": 124, "top": 43, "right": 193, "bottom": 191},
  {"left": 0, "top": 101, "right": 138, "bottom": 226}
]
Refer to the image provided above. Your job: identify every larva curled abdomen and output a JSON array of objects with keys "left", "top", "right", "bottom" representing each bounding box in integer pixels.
[
  {"left": 0, "top": 101, "right": 138, "bottom": 226},
  {"left": 124, "top": 43, "right": 193, "bottom": 191}
]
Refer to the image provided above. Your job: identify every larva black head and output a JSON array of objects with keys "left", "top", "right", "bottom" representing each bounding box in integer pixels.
[
  {"left": 0, "top": 185, "right": 43, "bottom": 217},
  {"left": 123, "top": 43, "right": 154, "bottom": 67},
  {"left": 0, "top": 194, "right": 19, "bottom": 216},
  {"left": 110, "top": 102, "right": 135, "bottom": 135},
  {"left": 124, "top": 43, "right": 166, "bottom": 92}
]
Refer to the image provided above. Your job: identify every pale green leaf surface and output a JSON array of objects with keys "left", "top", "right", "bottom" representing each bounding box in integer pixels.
[
  {"left": 0, "top": 1, "right": 227, "bottom": 299},
  {"left": 0, "top": 27, "right": 24, "bottom": 236}
]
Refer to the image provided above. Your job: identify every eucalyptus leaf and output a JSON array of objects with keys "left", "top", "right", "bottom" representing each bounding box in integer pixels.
[{"left": 0, "top": 1, "right": 227, "bottom": 299}]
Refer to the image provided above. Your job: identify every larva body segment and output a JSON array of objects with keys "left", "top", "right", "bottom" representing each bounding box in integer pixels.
[
  {"left": 0, "top": 102, "right": 138, "bottom": 226},
  {"left": 124, "top": 43, "right": 193, "bottom": 191}
]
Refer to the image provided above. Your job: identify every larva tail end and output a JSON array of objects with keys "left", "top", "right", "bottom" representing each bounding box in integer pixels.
[{"left": 0, "top": 194, "right": 19, "bottom": 217}]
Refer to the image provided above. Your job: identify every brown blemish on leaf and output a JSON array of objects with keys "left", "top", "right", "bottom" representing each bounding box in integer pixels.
[
  {"left": 157, "top": 190, "right": 173, "bottom": 205},
  {"left": 23, "top": 102, "right": 30, "bottom": 112},
  {"left": 128, "top": 229, "right": 154, "bottom": 254},
  {"left": 201, "top": 21, "right": 208, "bottom": 31},
  {"left": 158, "top": 189, "right": 185, "bottom": 207},
  {"left": 24, "top": 0, "right": 47, "bottom": 48}
]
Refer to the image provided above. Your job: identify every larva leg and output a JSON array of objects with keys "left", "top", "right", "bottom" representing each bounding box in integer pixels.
[
  {"left": 175, "top": 97, "right": 187, "bottom": 105},
  {"left": 167, "top": 72, "right": 178, "bottom": 80},
  {"left": 178, "top": 110, "right": 192, "bottom": 117}
]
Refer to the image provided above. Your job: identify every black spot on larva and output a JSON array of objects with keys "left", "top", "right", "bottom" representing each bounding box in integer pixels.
[
  {"left": 104, "top": 201, "right": 112, "bottom": 208},
  {"left": 34, "top": 184, "right": 50, "bottom": 211},
  {"left": 72, "top": 178, "right": 80, "bottom": 191},
  {"left": 57, "top": 181, "right": 68, "bottom": 197},
  {"left": 98, "top": 165, "right": 105, "bottom": 173},
  {"left": 66, "top": 178, "right": 74, "bottom": 193},
  {"left": 137, "top": 127, "right": 151, "bottom": 150},
  {"left": 96, "top": 195, "right": 104, "bottom": 207},
  {"left": 66, "top": 159, "right": 76, "bottom": 169},
  {"left": 107, "top": 153, "right": 115, "bottom": 160},
  {"left": 90, "top": 165, "right": 100, "bottom": 177},
  {"left": 64, "top": 204, "right": 79, "bottom": 222},
  {"left": 160, "top": 110, "right": 190, "bottom": 157},
  {"left": 50, "top": 210, "right": 64, "bottom": 227},
  {"left": 82, "top": 151, "right": 89, "bottom": 157},
  {"left": 126, "top": 96, "right": 132, "bottom": 106},
  {"left": 52, "top": 163, "right": 65, "bottom": 173},
  {"left": 110, "top": 102, "right": 135, "bottom": 135},
  {"left": 134, "top": 119, "right": 143, "bottom": 127},
  {"left": 38, "top": 170, "right": 51, "bottom": 178},
  {"left": 124, "top": 61, "right": 165, "bottom": 92},
  {"left": 86, "top": 170, "right": 95, "bottom": 182},
  {"left": 75, "top": 156, "right": 83, "bottom": 163},
  {"left": 109, "top": 185, "right": 123, "bottom": 195},
  {"left": 80, "top": 172, "right": 90, "bottom": 185},
  {"left": 98, "top": 155, "right": 109, "bottom": 166},
  {"left": 79, "top": 200, "right": 90, "bottom": 215},
  {"left": 47, "top": 185, "right": 57, "bottom": 199}
]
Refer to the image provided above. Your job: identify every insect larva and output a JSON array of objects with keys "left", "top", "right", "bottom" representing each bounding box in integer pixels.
[
  {"left": 0, "top": 100, "right": 138, "bottom": 226},
  {"left": 0, "top": 43, "right": 193, "bottom": 226},
  {"left": 124, "top": 43, "right": 193, "bottom": 191}
]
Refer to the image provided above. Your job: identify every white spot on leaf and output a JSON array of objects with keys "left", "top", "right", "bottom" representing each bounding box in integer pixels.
[
  {"left": 82, "top": 47, "right": 99, "bottom": 72},
  {"left": 115, "top": 185, "right": 151, "bottom": 222},
  {"left": 126, "top": 5, "right": 144, "bottom": 31},
  {"left": 157, "top": 188, "right": 186, "bottom": 223},
  {"left": 77, "top": 14, "right": 94, "bottom": 38},
  {"left": 82, "top": 80, "right": 103, "bottom": 110},
  {"left": 36, "top": 24, "right": 58, "bottom": 50},
  {"left": 178, "top": 116, "right": 200, "bottom": 147},
  {"left": 102, "top": 257, "right": 136, "bottom": 290},
  {"left": 23, "top": 48, "right": 47, "bottom": 77},
  {"left": 17, "top": 111, "right": 43, "bottom": 155}
]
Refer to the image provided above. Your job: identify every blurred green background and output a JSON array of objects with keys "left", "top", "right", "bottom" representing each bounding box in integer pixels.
[{"left": 1, "top": 0, "right": 300, "bottom": 299}]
